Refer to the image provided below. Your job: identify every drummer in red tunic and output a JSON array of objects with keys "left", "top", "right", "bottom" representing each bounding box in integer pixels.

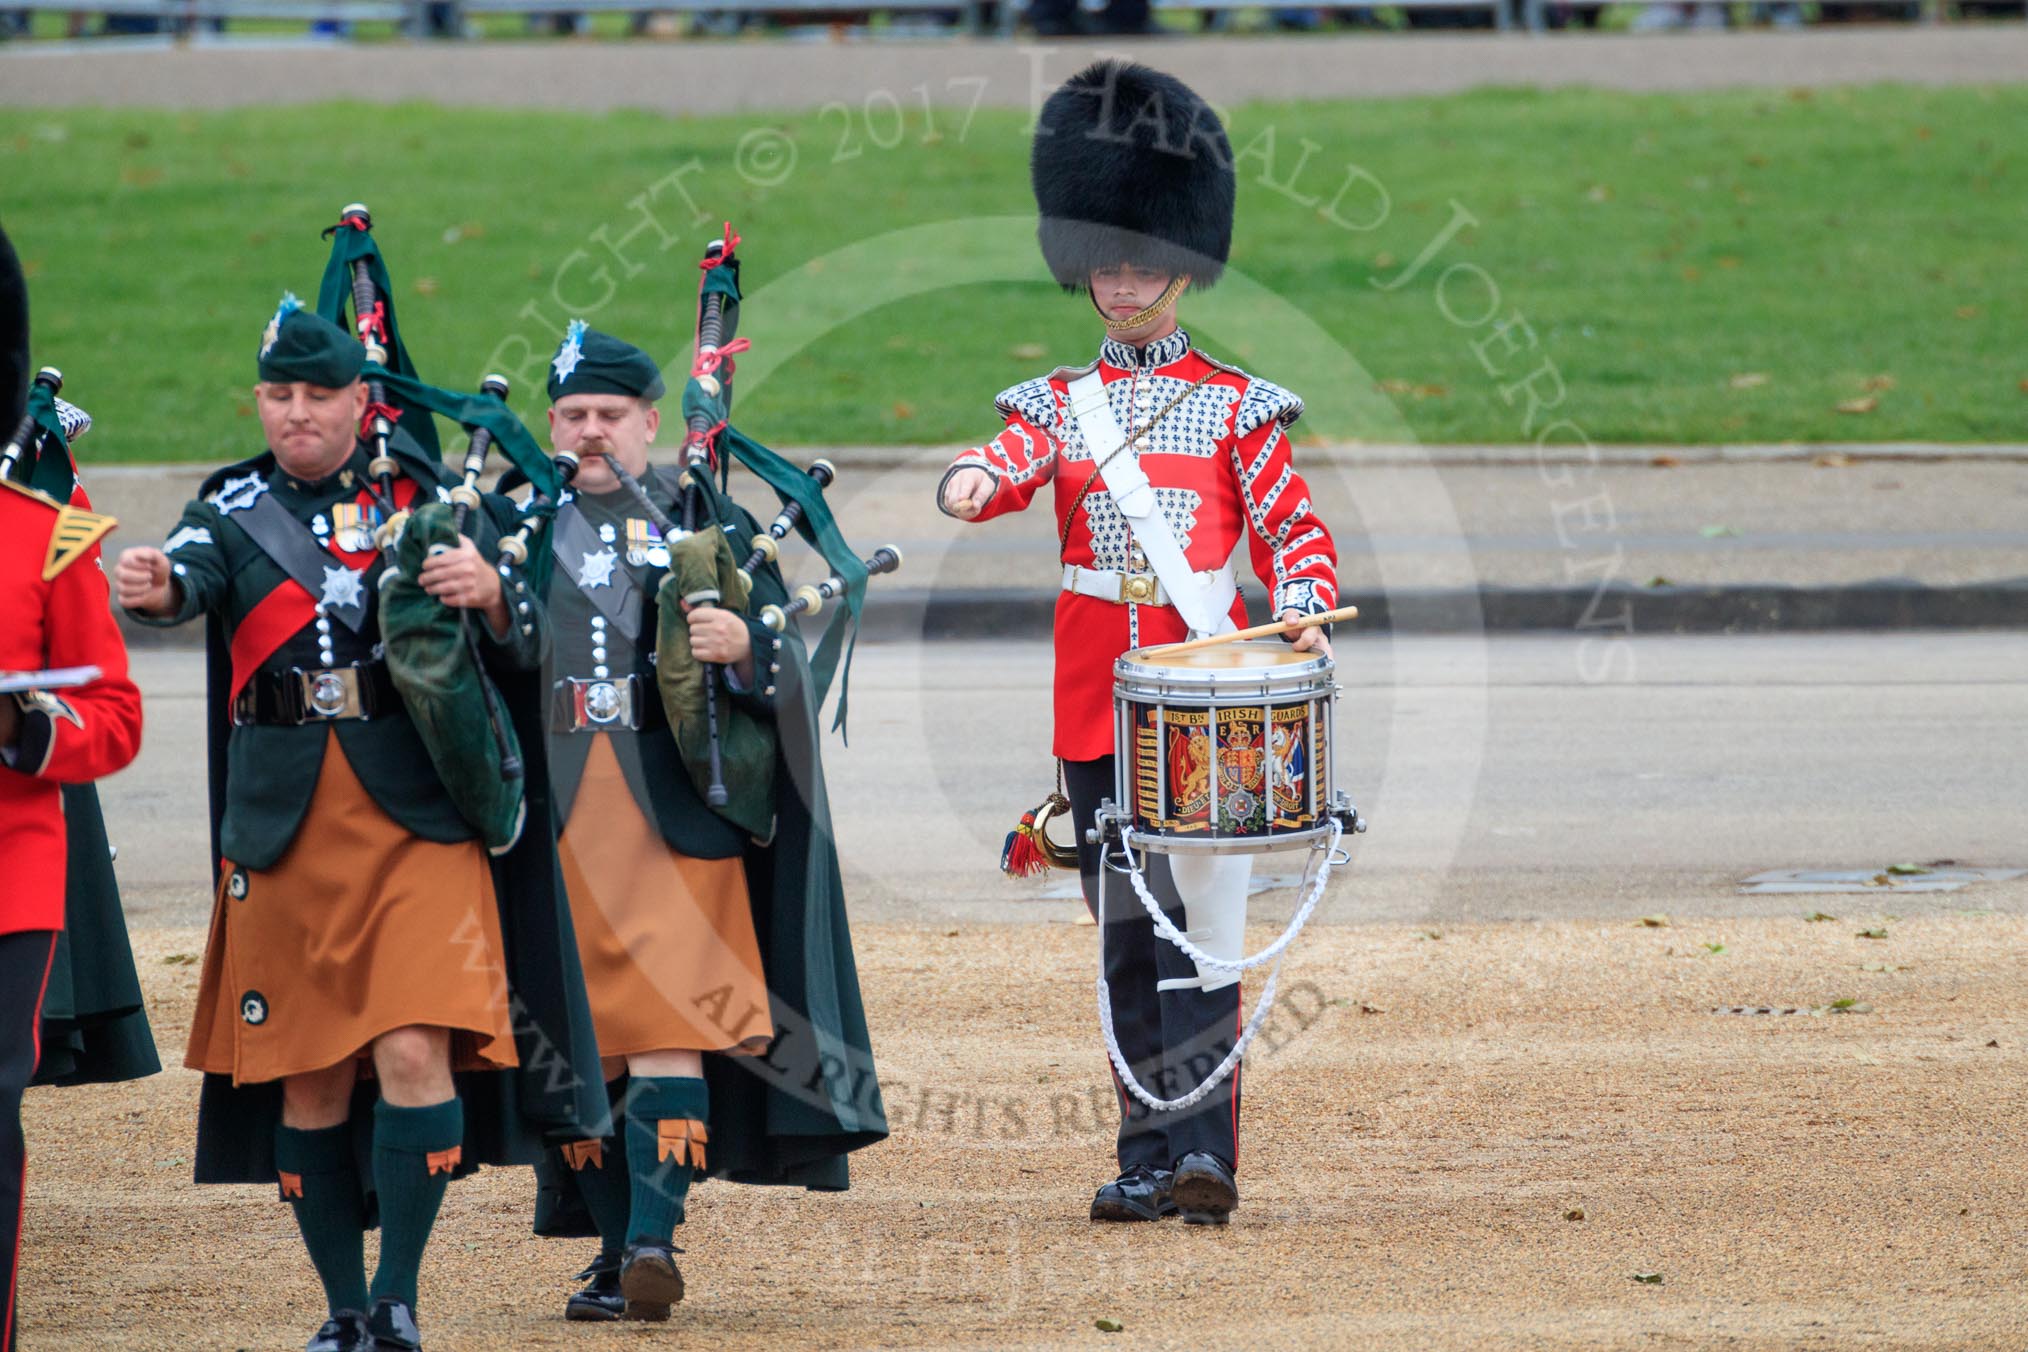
[
  {"left": 0, "top": 226, "right": 144, "bottom": 1352},
  {"left": 938, "top": 60, "right": 1338, "bottom": 1226}
]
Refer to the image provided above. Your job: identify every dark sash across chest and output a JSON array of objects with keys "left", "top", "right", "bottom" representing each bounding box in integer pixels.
[{"left": 549, "top": 501, "right": 647, "bottom": 643}]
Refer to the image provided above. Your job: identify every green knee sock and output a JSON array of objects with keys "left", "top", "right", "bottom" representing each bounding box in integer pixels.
[
  {"left": 274, "top": 1121, "right": 371, "bottom": 1316},
  {"left": 565, "top": 1131, "right": 631, "bottom": 1260},
  {"left": 368, "top": 1097, "right": 463, "bottom": 1309},
  {"left": 623, "top": 1076, "right": 707, "bottom": 1246}
]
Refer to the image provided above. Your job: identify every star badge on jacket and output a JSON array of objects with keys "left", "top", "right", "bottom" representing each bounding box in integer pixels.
[
  {"left": 320, "top": 563, "right": 366, "bottom": 611},
  {"left": 577, "top": 546, "right": 618, "bottom": 590}
]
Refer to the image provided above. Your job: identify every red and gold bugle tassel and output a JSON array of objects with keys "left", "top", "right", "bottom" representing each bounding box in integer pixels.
[
  {"left": 1001, "top": 791, "right": 1079, "bottom": 878},
  {"left": 1001, "top": 806, "right": 1050, "bottom": 878}
]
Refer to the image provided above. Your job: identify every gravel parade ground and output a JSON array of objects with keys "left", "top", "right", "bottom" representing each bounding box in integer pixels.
[{"left": 21, "top": 911, "right": 2028, "bottom": 1349}]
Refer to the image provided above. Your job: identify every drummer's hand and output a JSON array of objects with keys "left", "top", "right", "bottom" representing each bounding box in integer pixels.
[
  {"left": 684, "top": 601, "right": 755, "bottom": 684},
  {"left": 1284, "top": 609, "right": 1333, "bottom": 662},
  {"left": 941, "top": 467, "right": 995, "bottom": 521},
  {"left": 421, "top": 538, "right": 508, "bottom": 631}
]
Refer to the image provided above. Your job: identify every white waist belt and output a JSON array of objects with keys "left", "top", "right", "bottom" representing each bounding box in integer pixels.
[{"left": 1062, "top": 563, "right": 1229, "bottom": 609}]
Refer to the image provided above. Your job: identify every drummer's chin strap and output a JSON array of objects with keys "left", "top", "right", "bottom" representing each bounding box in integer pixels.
[{"left": 1064, "top": 371, "right": 1235, "bottom": 638}]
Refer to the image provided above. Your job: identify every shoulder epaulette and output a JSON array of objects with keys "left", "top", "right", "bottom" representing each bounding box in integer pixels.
[
  {"left": 1192, "top": 350, "right": 1306, "bottom": 434},
  {"left": 1045, "top": 359, "right": 1100, "bottom": 383},
  {"left": 1, "top": 477, "right": 117, "bottom": 579}
]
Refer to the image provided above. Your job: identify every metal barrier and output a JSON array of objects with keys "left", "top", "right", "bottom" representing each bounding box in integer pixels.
[
  {"left": 462, "top": 0, "right": 986, "bottom": 34},
  {"left": 5, "top": 0, "right": 2017, "bottom": 38},
  {"left": 999, "top": 0, "right": 1512, "bottom": 35}
]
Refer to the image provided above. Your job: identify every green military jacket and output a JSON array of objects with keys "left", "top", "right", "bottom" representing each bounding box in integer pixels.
[
  {"left": 131, "top": 434, "right": 547, "bottom": 869},
  {"left": 543, "top": 466, "right": 784, "bottom": 859}
]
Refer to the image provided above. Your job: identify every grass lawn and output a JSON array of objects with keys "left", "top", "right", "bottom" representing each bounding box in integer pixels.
[{"left": 0, "top": 82, "right": 2022, "bottom": 462}]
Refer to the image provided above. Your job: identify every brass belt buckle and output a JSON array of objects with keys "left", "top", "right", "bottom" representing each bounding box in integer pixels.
[{"left": 1118, "top": 572, "right": 1158, "bottom": 605}]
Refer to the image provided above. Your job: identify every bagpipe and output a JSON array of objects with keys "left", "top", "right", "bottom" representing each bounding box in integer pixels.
[
  {"left": 311, "top": 202, "right": 568, "bottom": 852},
  {"left": 2, "top": 364, "right": 97, "bottom": 501},
  {"left": 540, "top": 222, "right": 902, "bottom": 827}
]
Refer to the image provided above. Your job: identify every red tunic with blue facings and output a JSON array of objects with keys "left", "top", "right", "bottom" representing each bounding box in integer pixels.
[
  {"left": 0, "top": 477, "right": 143, "bottom": 936},
  {"left": 941, "top": 329, "right": 1338, "bottom": 762}
]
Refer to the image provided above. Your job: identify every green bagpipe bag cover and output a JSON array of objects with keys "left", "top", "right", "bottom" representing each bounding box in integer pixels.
[
  {"left": 379, "top": 500, "right": 526, "bottom": 851},
  {"left": 654, "top": 526, "right": 776, "bottom": 839}
]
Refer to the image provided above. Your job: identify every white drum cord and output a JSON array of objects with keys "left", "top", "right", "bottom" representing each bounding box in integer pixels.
[{"left": 1095, "top": 817, "right": 1346, "bottom": 1113}]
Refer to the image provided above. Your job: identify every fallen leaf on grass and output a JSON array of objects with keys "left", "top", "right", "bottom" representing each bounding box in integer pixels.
[
  {"left": 1703, "top": 942, "right": 1727, "bottom": 954},
  {"left": 1813, "top": 452, "right": 1854, "bottom": 468},
  {"left": 892, "top": 401, "right": 916, "bottom": 421},
  {"left": 1862, "top": 374, "right": 1897, "bottom": 391},
  {"left": 1565, "top": 1208, "right": 1586, "bottom": 1221},
  {"left": 1418, "top": 929, "right": 1443, "bottom": 941},
  {"left": 412, "top": 277, "right": 441, "bottom": 297},
  {"left": 1646, "top": 576, "right": 1673, "bottom": 588},
  {"left": 1650, "top": 454, "right": 1681, "bottom": 468},
  {"left": 1586, "top": 183, "right": 1613, "bottom": 203},
  {"left": 1095, "top": 1319, "right": 1124, "bottom": 1333},
  {"left": 1828, "top": 999, "right": 1873, "bottom": 1014},
  {"left": 1639, "top": 914, "right": 1671, "bottom": 928},
  {"left": 1987, "top": 1040, "right": 2000, "bottom": 1048},
  {"left": 1804, "top": 911, "right": 1838, "bottom": 923},
  {"left": 1729, "top": 372, "right": 1770, "bottom": 389},
  {"left": 1886, "top": 863, "right": 1931, "bottom": 876},
  {"left": 1008, "top": 342, "right": 1046, "bottom": 361},
  {"left": 1836, "top": 396, "right": 1879, "bottom": 415},
  {"left": 1631, "top": 1271, "right": 1664, "bottom": 1285},
  {"left": 1955, "top": 304, "right": 1980, "bottom": 319},
  {"left": 1857, "top": 928, "right": 1890, "bottom": 940},
  {"left": 1699, "top": 524, "right": 1739, "bottom": 539},
  {"left": 441, "top": 222, "right": 487, "bottom": 244},
  {"left": 160, "top": 953, "right": 199, "bottom": 966},
  {"left": 1859, "top": 962, "right": 1907, "bottom": 974}
]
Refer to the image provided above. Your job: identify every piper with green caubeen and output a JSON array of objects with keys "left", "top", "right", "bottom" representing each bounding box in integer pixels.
[
  {"left": 112, "top": 298, "right": 608, "bottom": 1352},
  {"left": 526, "top": 317, "right": 888, "bottom": 1324}
]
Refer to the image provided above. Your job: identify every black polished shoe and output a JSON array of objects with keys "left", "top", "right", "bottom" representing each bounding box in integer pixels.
[
  {"left": 1089, "top": 1164, "right": 1177, "bottom": 1222},
  {"left": 1171, "top": 1151, "right": 1238, "bottom": 1226},
  {"left": 306, "top": 1310, "right": 372, "bottom": 1352},
  {"left": 618, "top": 1241, "right": 686, "bottom": 1321},
  {"left": 366, "top": 1297, "right": 421, "bottom": 1350},
  {"left": 565, "top": 1251, "right": 626, "bottom": 1323}
]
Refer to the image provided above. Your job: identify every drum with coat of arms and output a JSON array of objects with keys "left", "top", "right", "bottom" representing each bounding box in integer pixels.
[{"left": 1112, "top": 641, "right": 1340, "bottom": 854}]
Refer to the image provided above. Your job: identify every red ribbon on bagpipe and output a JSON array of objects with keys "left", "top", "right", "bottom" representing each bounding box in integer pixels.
[{"left": 358, "top": 400, "right": 402, "bottom": 442}]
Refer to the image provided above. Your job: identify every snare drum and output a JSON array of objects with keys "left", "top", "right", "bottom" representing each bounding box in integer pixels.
[{"left": 1111, "top": 640, "right": 1342, "bottom": 854}]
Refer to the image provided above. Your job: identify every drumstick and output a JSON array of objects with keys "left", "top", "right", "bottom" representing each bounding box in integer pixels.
[{"left": 1140, "top": 605, "right": 1359, "bottom": 660}]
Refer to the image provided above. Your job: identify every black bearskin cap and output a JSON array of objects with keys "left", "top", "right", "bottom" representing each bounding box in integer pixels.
[
  {"left": 0, "top": 219, "right": 26, "bottom": 437},
  {"left": 1030, "top": 61, "right": 1235, "bottom": 292}
]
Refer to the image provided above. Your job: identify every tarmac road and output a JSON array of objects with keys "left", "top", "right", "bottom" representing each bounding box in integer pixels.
[
  {"left": 100, "top": 630, "right": 2028, "bottom": 930},
  {"left": 4, "top": 27, "right": 2027, "bottom": 114}
]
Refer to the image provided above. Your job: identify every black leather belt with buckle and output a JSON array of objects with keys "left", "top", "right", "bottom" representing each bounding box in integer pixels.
[
  {"left": 553, "top": 674, "right": 664, "bottom": 733},
  {"left": 232, "top": 661, "right": 397, "bottom": 727}
]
